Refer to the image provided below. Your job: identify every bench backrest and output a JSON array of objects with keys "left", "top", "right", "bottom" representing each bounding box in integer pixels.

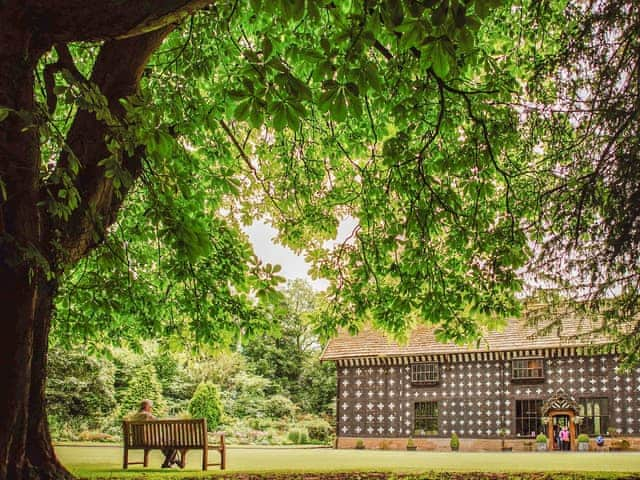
[{"left": 123, "top": 419, "right": 207, "bottom": 449}]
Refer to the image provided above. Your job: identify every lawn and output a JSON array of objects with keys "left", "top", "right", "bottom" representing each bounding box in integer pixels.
[{"left": 57, "top": 443, "right": 640, "bottom": 479}]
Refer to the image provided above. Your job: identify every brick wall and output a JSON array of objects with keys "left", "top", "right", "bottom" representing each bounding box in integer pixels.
[{"left": 336, "top": 435, "right": 640, "bottom": 452}]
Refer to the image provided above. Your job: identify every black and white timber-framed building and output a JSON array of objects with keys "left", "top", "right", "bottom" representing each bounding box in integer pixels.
[{"left": 321, "top": 318, "right": 639, "bottom": 451}]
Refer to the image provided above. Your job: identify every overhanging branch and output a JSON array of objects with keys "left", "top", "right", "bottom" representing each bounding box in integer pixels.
[
  {"left": 46, "top": 26, "right": 175, "bottom": 265},
  {"left": 26, "top": 0, "right": 213, "bottom": 42}
]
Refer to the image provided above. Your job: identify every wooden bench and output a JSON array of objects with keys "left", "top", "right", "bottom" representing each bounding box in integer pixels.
[{"left": 122, "top": 418, "right": 225, "bottom": 470}]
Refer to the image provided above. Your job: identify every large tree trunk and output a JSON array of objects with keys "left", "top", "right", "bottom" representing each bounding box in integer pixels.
[
  {"left": 25, "top": 279, "right": 73, "bottom": 480},
  {"left": 0, "top": 11, "right": 69, "bottom": 480}
]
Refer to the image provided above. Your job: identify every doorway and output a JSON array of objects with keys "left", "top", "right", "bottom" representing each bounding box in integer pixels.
[
  {"left": 542, "top": 390, "right": 580, "bottom": 452},
  {"left": 547, "top": 411, "right": 575, "bottom": 451},
  {"left": 551, "top": 415, "right": 570, "bottom": 450}
]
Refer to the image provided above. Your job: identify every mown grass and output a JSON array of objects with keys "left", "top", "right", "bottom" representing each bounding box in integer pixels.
[{"left": 56, "top": 444, "right": 640, "bottom": 480}]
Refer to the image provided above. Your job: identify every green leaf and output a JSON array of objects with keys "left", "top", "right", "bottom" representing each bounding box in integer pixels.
[
  {"left": 318, "top": 89, "right": 337, "bottom": 113},
  {"left": 330, "top": 92, "right": 348, "bottom": 122},
  {"left": 458, "top": 27, "right": 475, "bottom": 52},
  {"left": 432, "top": 1, "right": 448, "bottom": 26},
  {"left": 454, "top": 4, "right": 467, "bottom": 28},
  {"left": 0, "top": 107, "right": 10, "bottom": 123},
  {"left": 431, "top": 41, "right": 451, "bottom": 78},
  {"left": 248, "top": 101, "right": 264, "bottom": 128},
  {"left": 272, "top": 102, "right": 288, "bottom": 131},
  {"left": 385, "top": 0, "right": 404, "bottom": 27},
  {"left": 285, "top": 104, "right": 301, "bottom": 130},
  {"left": 234, "top": 99, "right": 252, "bottom": 121}
]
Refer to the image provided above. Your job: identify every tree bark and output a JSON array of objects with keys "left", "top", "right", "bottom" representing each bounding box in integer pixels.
[
  {"left": 0, "top": 9, "right": 39, "bottom": 479},
  {"left": 0, "top": 9, "right": 61, "bottom": 480},
  {"left": 25, "top": 279, "right": 74, "bottom": 480}
]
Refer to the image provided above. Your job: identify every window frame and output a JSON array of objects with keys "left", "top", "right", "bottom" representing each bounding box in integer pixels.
[
  {"left": 578, "top": 397, "right": 610, "bottom": 436},
  {"left": 511, "top": 357, "right": 545, "bottom": 382},
  {"left": 414, "top": 401, "right": 439, "bottom": 436},
  {"left": 410, "top": 362, "right": 440, "bottom": 386},
  {"left": 514, "top": 398, "right": 544, "bottom": 438}
]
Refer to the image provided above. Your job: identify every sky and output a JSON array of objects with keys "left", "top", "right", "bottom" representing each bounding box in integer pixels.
[
  {"left": 243, "top": 217, "right": 358, "bottom": 291},
  {"left": 243, "top": 220, "right": 329, "bottom": 291}
]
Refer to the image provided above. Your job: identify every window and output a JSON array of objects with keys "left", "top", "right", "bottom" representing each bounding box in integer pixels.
[
  {"left": 515, "top": 399, "right": 544, "bottom": 437},
  {"left": 411, "top": 363, "right": 439, "bottom": 385},
  {"left": 579, "top": 398, "right": 609, "bottom": 436},
  {"left": 512, "top": 358, "right": 544, "bottom": 381},
  {"left": 414, "top": 401, "right": 438, "bottom": 435}
]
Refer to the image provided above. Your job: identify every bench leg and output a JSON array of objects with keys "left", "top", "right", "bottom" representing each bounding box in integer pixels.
[
  {"left": 221, "top": 447, "right": 226, "bottom": 470},
  {"left": 123, "top": 448, "right": 128, "bottom": 469},
  {"left": 143, "top": 449, "right": 150, "bottom": 467},
  {"left": 202, "top": 446, "right": 208, "bottom": 471}
]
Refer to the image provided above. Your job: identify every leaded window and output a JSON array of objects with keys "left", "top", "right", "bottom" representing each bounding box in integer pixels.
[
  {"left": 512, "top": 358, "right": 544, "bottom": 380},
  {"left": 411, "top": 363, "right": 439, "bottom": 385},
  {"left": 579, "top": 397, "right": 609, "bottom": 436},
  {"left": 515, "top": 399, "right": 544, "bottom": 437},
  {"left": 414, "top": 401, "right": 438, "bottom": 435}
]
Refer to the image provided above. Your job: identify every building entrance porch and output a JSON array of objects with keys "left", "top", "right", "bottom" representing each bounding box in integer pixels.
[{"left": 542, "top": 389, "right": 579, "bottom": 451}]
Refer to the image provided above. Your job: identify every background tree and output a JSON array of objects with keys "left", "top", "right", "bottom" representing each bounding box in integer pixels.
[
  {"left": 244, "top": 281, "right": 315, "bottom": 399},
  {"left": 502, "top": 0, "right": 640, "bottom": 366},
  {"left": 46, "top": 347, "right": 116, "bottom": 432},
  {"left": 119, "top": 364, "right": 167, "bottom": 418},
  {"left": 243, "top": 280, "right": 336, "bottom": 414},
  {"left": 0, "top": 1, "right": 546, "bottom": 478}
]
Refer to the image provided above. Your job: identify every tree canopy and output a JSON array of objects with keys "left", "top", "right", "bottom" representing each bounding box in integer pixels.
[
  {"left": 1, "top": 0, "right": 639, "bottom": 477},
  {"left": 45, "top": 0, "right": 533, "bottom": 350}
]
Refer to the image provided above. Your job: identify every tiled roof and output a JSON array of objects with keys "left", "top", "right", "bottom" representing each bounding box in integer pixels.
[{"left": 320, "top": 316, "right": 613, "bottom": 361}]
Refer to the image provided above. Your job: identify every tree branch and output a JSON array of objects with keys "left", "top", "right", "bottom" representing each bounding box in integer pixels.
[
  {"left": 25, "top": 0, "right": 213, "bottom": 42},
  {"left": 43, "top": 44, "right": 87, "bottom": 114},
  {"left": 45, "top": 27, "right": 175, "bottom": 265}
]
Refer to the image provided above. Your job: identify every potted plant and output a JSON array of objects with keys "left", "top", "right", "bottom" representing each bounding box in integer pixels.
[
  {"left": 577, "top": 433, "right": 590, "bottom": 451},
  {"left": 536, "top": 433, "right": 548, "bottom": 451},
  {"left": 355, "top": 438, "right": 365, "bottom": 450},
  {"left": 450, "top": 432, "right": 460, "bottom": 451},
  {"left": 406, "top": 436, "right": 417, "bottom": 451},
  {"left": 499, "top": 428, "right": 511, "bottom": 452}
]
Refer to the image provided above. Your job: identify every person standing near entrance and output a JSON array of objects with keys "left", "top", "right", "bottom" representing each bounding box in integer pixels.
[
  {"left": 553, "top": 423, "right": 561, "bottom": 450},
  {"left": 560, "top": 426, "right": 570, "bottom": 451}
]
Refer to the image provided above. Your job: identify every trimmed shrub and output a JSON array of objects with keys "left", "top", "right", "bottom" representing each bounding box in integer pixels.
[
  {"left": 355, "top": 438, "right": 365, "bottom": 449},
  {"left": 188, "top": 382, "right": 223, "bottom": 431},
  {"left": 577, "top": 433, "right": 590, "bottom": 443},
  {"left": 262, "top": 394, "right": 296, "bottom": 419},
  {"left": 287, "top": 427, "right": 309, "bottom": 444},
  {"left": 78, "top": 430, "right": 116, "bottom": 442},
  {"left": 619, "top": 439, "right": 631, "bottom": 450},
  {"left": 450, "top": 432, "right": 459, "bottom": 451},
  {"left": 299, "top": 417, "right": 333, "bottom": 442},
  {"left": 536, "top": 433, "right": 548, "bottom": 443}
]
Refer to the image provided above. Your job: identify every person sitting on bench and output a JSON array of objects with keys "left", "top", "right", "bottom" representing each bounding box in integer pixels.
[{"left": 130, "top": 399, "right": 183, "bottom": 468}]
